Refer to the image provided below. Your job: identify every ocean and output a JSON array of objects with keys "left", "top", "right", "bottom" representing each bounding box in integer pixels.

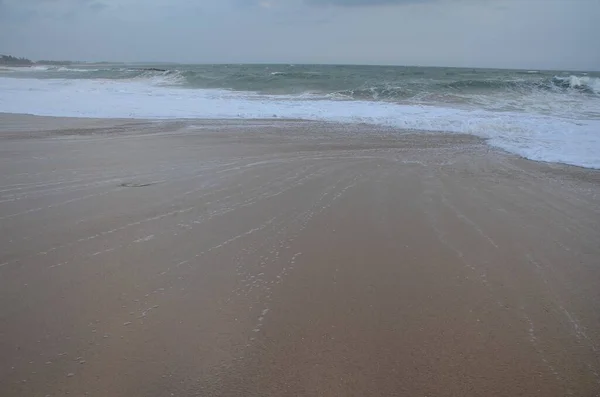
[{"left": 1, "top": 64, "right": 599, "bottom": 169}]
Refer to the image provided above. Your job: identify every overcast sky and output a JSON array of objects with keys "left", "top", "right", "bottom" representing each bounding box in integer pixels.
[{"left": 1, "top": 0, "right": 598, "bottom": 70}]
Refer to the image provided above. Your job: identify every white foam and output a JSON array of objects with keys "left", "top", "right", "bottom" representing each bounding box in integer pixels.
[
  {"left": 56, "top": 67, "right": 101, "bottom": 73},
  {"left": 133, "top": 235, "right": 155, "bottom": 243},
  {"left": 29, "top": 65, "right": 53, "bottom": 71},
  {"left": 559, "top": 75, "right": 600, "bottom": 94},
  {"left": 0, "top": 77, "right": 599, "bottom": 169}
]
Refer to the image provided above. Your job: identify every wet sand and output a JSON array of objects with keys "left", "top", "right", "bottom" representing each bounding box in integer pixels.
[{"left": 0, "top": 113, "right": 599, "bottom": 396}]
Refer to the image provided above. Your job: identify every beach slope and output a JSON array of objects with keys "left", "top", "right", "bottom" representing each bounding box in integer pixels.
[{"left": 0, "top": 114, "right": 599, "bottom": 396}]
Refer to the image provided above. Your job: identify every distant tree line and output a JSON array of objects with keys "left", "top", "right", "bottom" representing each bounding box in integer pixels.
[
  {"left": 0, "top": 54, "right": 73, "bottom": 66},
  {"left": 0, "top": 55, "right": 33, "bottom": 66}
]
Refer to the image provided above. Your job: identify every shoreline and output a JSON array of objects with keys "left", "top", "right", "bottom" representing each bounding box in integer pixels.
[
  {"left": 2, "top": 112, "right": 599, "bottom": 174},
  {"left": 1, "top": 113, "right": 599, "bottom": 396}
]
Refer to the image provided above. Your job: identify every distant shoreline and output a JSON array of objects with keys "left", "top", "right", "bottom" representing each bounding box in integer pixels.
[
  {"left": 1, "top": 54, "right": 598, "bottom": 73},
  {"left": 1, "top": 54, "right": 80, "bottom": 67}
]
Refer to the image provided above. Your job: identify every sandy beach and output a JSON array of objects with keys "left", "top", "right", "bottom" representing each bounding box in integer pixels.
[{"left": 0, "top": 113, "right": 599, "bottom": 396}]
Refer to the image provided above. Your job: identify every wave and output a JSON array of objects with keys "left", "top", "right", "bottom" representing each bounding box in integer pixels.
[
  {"left": 332, "top": 86, "right": 412, "bottom": 101},
  {"left": 18, "top": 67, "right": 594, "bottom": 120},
  {"left": 1, "top": 76, "right": 599, "bottom": 169},
  {"left": 443, "top": 76, "right": 600, "bottom": 95},
  {"left": 7, "top": 64, "right": 599, "bottom": 98},
  {"left": 325, "top": 76, "right": 600, "bottom": 104},
  {"left": 56, "top": 67, "right": 101, "bottom": 72},
  {"left": 269, "top": 71, "right": 323, "bottom": 79},
  {"left": 30, "top": 65, "right": 54, "bottom": 71},
  {"left": 130, "top": 69, "right": 186, "bottom": 85},
  {"left": 552, "top": 76, "right": 600, "bottom": 94},
  {"left": 514, "top": 70, "right": 541, "bottom": 75}
]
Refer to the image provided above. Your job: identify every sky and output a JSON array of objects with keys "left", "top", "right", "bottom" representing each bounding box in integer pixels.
[{"left": 0, "top": 0, "right": 598, "bottom": 70}]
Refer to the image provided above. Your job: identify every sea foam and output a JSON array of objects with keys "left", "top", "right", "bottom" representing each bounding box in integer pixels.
[{"left": 0, "top": 76, "right": 598, "bottom": 169}]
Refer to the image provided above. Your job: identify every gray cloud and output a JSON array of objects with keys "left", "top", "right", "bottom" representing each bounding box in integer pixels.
[
  {"left": 0, "top": 0, "right": 598, "bottom": 70},
  {"left": 304, "top": 0, "right": 430, "bottom": 6},
  {"left": 235, "top": 0, "right": 431, "bottom": 7},
  {"left": 0, "top": 0, "right": 38, "bottom": 22},
  {"left": 8, "top": 0, "right": 94, "bottom": 3},
  {"left": 89, "top": 2, "right": 107, "bottom": 11}
]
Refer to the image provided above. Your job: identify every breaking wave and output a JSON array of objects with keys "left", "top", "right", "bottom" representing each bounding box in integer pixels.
[{"left": 1, "top": 64, "right": 599, "bottom": 169}]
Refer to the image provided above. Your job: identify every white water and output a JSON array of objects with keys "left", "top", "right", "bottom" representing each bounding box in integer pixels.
[
  {"left": 1, "top": 76, "right": 599, "bottom": 169},
  {"left": 562, "top": 75, "right": 600, "bottom": 94}
]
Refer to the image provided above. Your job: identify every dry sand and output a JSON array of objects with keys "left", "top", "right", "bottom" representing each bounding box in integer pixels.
[{"left": 0, "top": 113, "right": 599, "bottom": 396}]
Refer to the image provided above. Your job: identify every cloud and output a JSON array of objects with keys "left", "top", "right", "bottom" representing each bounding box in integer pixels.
[
  {"left": 6, "top": 0, "right": 93, "bottom": 3},
  {"left": 305, "top": 0, "right": 431, "bottom": 5},
  {"left": 89, "top": 2, "right": 107, "bottom": 11},
  {"left": 233, "top": 0, "right": 432, "bottom": 7},
  {"left": 0, "top": 0, "right": 39, "bottom": 22},
  {"left": 0, "top": 0, "right": 598, "bottom": 70}
]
